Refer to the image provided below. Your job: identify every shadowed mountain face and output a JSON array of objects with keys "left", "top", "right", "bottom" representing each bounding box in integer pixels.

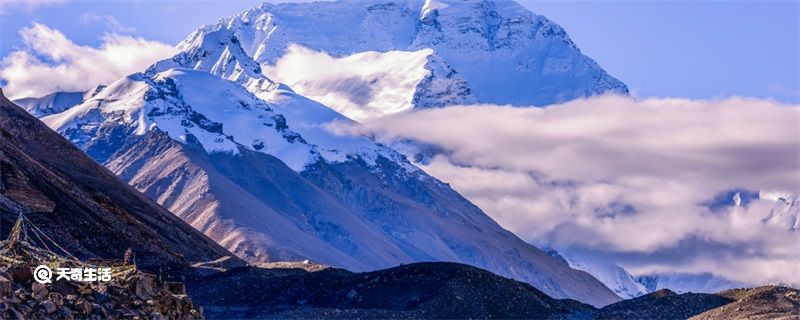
[{"left": 0, "top": 89, "right": 238, "bottom": 279}]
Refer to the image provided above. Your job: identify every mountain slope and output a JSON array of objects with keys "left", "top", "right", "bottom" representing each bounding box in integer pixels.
[
  {"left": 185, "top": 0, "right": 627, "bottom": 121},
  {"left": 36, "top": 64, "right": 621, "bottom": 306},
  {"left": 0, "top": 89, "right": 236, "bottom": 278}
]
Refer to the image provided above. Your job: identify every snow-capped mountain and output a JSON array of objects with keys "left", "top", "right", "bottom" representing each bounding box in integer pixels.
[
  {"left": 546, "top": 249, "right": 647, "bottom": 299},
  {"left": 546, "top": 190, "right": 799, "bottom": 299},
  {"left": 759, "top": 190, "right": 800, "bottom": 231},
  {"left": 636, "top": 273, "right": 745, "bottom": 294},
  {"left": 183, "top": 0, "right": 627, "bottom": 121},
  {"left": 548, "top": 249, "right": 747, "bottom": 299},
  {"left": 13, "top": 85, "right": 105, "bottom": 117},
  {"left": 31, "top": 26, "right": 622, "bottom": 307},
  {"left": 565, "top": 257, "right": 648, "bottom": 299},
  {"left": 146, "top": 28, "right": 285, "bottom": 98}
]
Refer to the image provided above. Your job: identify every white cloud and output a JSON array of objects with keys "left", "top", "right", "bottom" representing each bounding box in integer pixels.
[
  {"left": 0, "top": 23, "right": 177, "bottom": 99},
  {"left": 81, "top": 12, "right": 137, "bottom": 34},
  {"left": 335, "top": 95, "right": 800, "bottom": 286},
  {"left": 262, "top": 44, "right": 433, "bottom": 122}
]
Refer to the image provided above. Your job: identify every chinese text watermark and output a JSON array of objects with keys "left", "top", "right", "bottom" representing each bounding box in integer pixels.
[{"left": 33, "top": 265, "right": 113, "bottom": 284}]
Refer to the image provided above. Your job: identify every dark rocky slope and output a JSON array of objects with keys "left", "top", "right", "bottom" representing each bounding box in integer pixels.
[
  {"left": 594, "top": 289, "right": 732, "bottom": 319},
  {"left": 596, "top": 286, "right": 799, "bottom": 320},
  {"left": 189, "top": 262, "right": 596, "bottom": 319},
  {"left": 0, "top": 88, "right": 239, "bottom": 279},
  {"left": 191, "top": 261, "right": 800, "bottom": 320}
]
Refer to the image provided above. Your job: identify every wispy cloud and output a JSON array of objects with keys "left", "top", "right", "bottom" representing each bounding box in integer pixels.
[
  {"left": 0, "top": 23, "right": 177, "bottom": 99},
  {"left": 333, "top": 95, "right": 800, "bottom": 286},
  {"left": 81, "top": 12, "right": 137, "bottom": 34}
]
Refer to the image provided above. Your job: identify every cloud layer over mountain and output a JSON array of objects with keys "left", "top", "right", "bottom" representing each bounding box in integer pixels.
[
  {"left": 335, "top": 95, "right": 800, "bottom": 286},
  {"left": 0, "top": 23, "right": 176, "bottom": 99}
]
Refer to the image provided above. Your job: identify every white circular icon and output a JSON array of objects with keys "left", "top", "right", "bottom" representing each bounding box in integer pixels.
[{"left": 33, "top": 265, "right": 52, "bottom": 284}]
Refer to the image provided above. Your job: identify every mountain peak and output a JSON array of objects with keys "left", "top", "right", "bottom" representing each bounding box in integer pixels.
[
  {"left": 183, "top": 0, "right": 627, "bottom": 121},
  {"left": 153, "top": 28, "right": 284, "bottom": 97}
]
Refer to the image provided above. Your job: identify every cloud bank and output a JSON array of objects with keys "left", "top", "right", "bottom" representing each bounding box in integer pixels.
[
  {"left": 0, "top": 23, "right": 177, "bottom": 99},
  {"left": 335, "top": 95, "right": 800, "bottom": 286}
]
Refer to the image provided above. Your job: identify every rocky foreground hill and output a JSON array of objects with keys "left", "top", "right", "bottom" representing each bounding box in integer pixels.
[
  {"left": 190, "top": 262, "right": 597, "bottom": 319},
  {"left": 691, "top": 286, "right": 800, "bottom": 319},
  {"left": 0, "top": 266, "right": 201, "bottom": 319},
  {"left": 189, "top": 262, "right": 799, "bottom": 319}
]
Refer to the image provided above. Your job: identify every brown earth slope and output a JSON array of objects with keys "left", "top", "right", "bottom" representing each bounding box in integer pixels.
[
  {"left": 691, "top": 286, "right": 800, "bottom": 320},
  {"left": 0, "top": 88, "right": 239, "bottom": 279}
]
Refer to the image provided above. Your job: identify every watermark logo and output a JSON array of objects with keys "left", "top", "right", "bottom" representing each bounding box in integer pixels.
[
  {"left": 33, "top": 265, "right": 52, "bottom": 284},
  {"left": 33, "top": 265, "right": 113, "bottom": 284}
]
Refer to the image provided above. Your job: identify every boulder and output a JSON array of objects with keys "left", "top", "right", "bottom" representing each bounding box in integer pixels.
[{"left": 41, "top": 300, "right": 56, "bottom": 314}]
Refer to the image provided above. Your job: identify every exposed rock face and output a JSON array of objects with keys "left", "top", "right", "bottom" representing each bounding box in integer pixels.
[
  {"left": 0, "top": 89, "right": 238, "bottom": 279},
  {"left": 189, "top": 262, "right": 596, "bottom": 319},
  {"left": 411, "top": 52, "right": 477, "bottom": 109},
  {"left": 146, "top": 28, "right": 283, "bottom": 97}
]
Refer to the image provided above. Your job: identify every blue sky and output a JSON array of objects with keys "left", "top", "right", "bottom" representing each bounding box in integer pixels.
[{"left": 1, "top": 0, "right": 798, "bottom": 102}]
